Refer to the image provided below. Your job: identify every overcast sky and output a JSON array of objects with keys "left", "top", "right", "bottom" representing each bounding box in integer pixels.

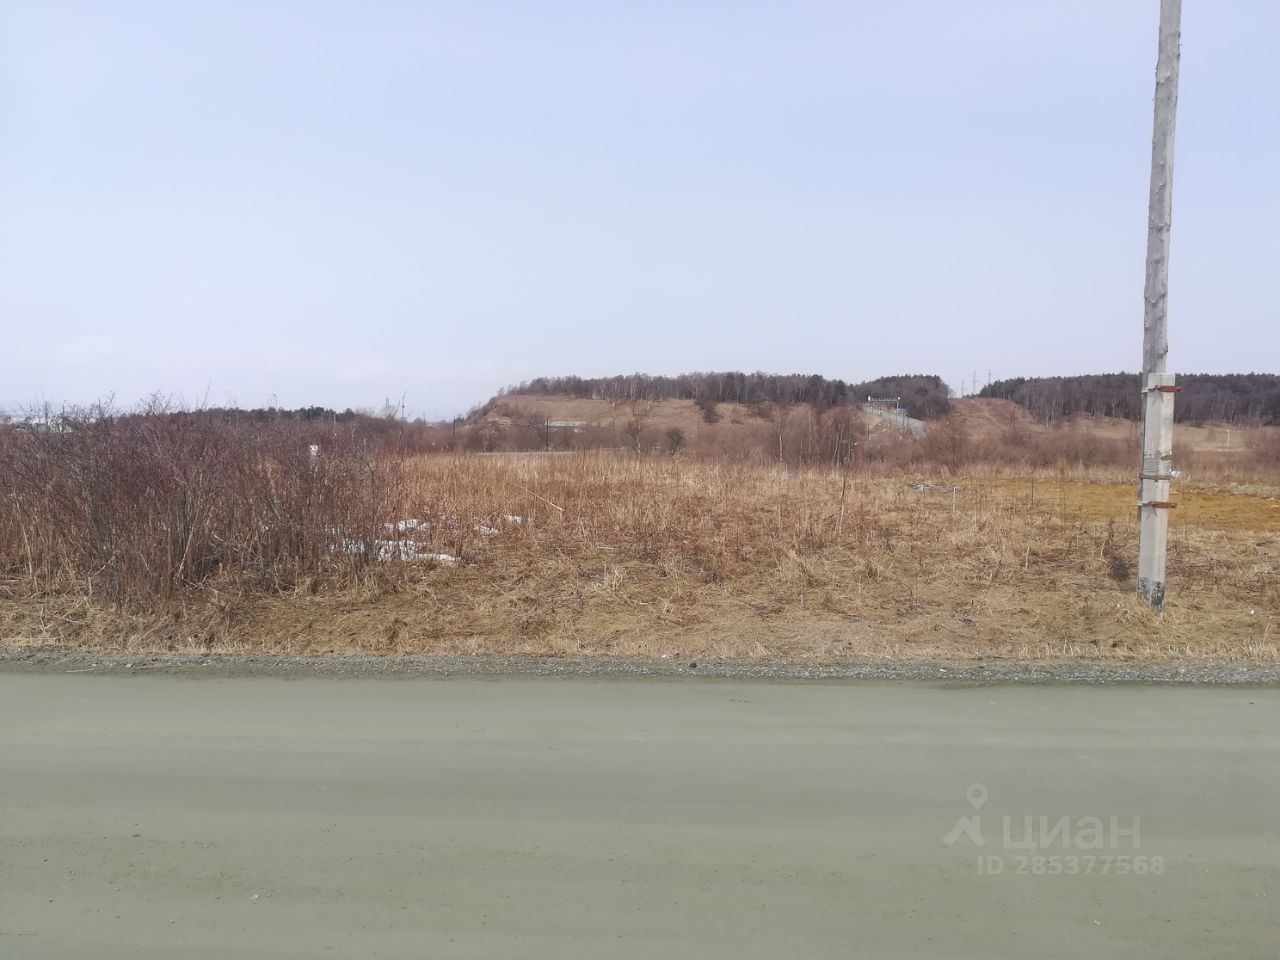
[{"left": 2, "top": 1, "right": 1277, "bottom": 419}]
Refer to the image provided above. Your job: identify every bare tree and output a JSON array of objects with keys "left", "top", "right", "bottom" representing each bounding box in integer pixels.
[
  {"left": 664, "top": 427, "right": 686, "bottom": 456},
  {"left": 622, "top": 401, "right": 654, "bottom": 452},
  {"left": 768, "top": 402, "right": 791, "bottom": 463}
]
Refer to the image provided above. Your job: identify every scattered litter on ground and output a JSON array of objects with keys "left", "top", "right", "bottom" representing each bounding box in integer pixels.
[
  {"left": 385, "top": 515, "right": 524, "bottom": 537},
  {"left": 335, "top": 537, "right": 457, "bottom": 563}
]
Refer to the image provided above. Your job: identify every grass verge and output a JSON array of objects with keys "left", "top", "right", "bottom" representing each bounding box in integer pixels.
[{"left": 3, "top": 439, "right": 1276, "bottom": 662}]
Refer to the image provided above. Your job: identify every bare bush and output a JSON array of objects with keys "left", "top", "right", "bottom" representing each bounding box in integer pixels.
[
  {"left": 0, "top": 409, "right": 411, "bottom": 609},
  {"left": 921, "top": 413, "right": 971, "bottom": 474}
]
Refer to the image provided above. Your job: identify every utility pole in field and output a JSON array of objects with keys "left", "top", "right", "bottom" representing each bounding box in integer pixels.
[{"left": 1137, "top": 0, "right": 1182, "bottom": 611}]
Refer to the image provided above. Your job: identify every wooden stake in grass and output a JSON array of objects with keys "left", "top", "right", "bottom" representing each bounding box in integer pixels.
[{"left": 836, "top": 470, "right": 849, "bottom": 536}]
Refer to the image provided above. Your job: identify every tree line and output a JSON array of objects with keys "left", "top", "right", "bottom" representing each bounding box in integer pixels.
[{"left": 979, "top": 373, "right": 1280, "bottom": 425}]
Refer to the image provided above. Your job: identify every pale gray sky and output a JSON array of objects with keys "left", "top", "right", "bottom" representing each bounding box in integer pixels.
[{"left": 2, "top": 1, "right": 1277, "bottom": 419}]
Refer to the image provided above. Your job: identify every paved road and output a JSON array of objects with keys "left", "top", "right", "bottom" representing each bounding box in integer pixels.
[
  {"left": 2, "top": 674, "right": 1277, "bottom": 958},
  {"left": 862, "top": 403, "right": 925, "bottom": 436}
]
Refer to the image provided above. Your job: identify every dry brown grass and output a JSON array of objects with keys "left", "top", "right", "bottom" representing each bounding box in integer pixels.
[{"left": 4, "top": 450, "right": 1277, "bottom": 662}]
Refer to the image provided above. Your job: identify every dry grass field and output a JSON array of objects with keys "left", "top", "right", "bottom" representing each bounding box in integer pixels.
[{"left": 4, "top": 446, "right": 1277, "bottom": 662}]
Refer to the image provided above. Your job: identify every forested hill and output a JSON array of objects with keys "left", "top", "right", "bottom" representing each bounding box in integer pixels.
[
  {"left": 501, "top": 372, "right": 953, "bottom": 420},
  {"left": 979, "top": 373, "right": 1280, "bottom": 425}
]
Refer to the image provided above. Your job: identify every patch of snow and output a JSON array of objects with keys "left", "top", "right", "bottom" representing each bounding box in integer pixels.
[{"left": 387, "top": 519, "right": 426, "bottom": 532}]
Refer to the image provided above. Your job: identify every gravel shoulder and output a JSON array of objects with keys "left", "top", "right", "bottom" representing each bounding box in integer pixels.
[{"left": 2, "top": 650, "right": 1278, "bottom": 685}]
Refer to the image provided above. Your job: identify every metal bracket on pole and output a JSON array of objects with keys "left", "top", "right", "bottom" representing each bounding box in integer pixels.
[{"left": 1138, "top": 501, "right": 1177, "bottom": 510}]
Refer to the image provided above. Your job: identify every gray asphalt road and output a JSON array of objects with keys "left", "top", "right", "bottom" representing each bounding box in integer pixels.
[{"left": 2, "top": 674, "right": 1277, "bottom": 958}]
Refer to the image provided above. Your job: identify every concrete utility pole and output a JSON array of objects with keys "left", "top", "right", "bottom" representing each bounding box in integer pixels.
[{"left": 1137, "top": 0, "right": 1182, "bottom": 612}]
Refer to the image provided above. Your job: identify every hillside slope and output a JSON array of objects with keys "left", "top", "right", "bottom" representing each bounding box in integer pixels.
[
  {"left": 949, "top": 396, "right": 1273, "bottom": 457},
  {"left": 469, "top": 393, "right": 926, "bottom": 458}
]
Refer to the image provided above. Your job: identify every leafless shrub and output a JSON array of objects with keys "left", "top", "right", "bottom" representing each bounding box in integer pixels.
[
  {"left": 0, "top": 407, "right": 412, "bottom": 609},
  {"left": 1250, "top": 431, "right": 1280, "bottom": 472},
  {"left": 921, "top": 413, "right": 971, "bottom": 474}
]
